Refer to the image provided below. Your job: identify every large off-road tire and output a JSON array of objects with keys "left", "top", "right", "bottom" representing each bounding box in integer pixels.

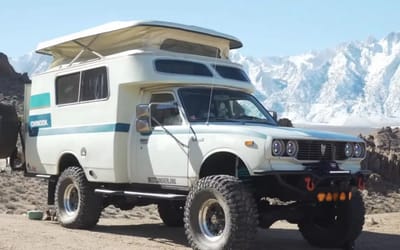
[
  {"left": 55, "top": 166, "right": 102, "bottom": 229},
  {"left": 298, "top": 190, "right": 365, "bottom": 248},
  {"left": 158, "top": 200, "right": 185, "bottom": 227},
  {"left": 0, "top": 103, "right": 19, "bottom": 159},
  {"left": 184, "top": 175, "right": 258, "bottom": 250}
]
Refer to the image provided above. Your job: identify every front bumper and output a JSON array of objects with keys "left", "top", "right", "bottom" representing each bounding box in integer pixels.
[{"left": 250, "top": 161, "right": 370, "bottom": 202}]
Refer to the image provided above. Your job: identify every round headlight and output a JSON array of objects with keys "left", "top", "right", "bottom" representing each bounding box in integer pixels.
[
  {"left": 353, "top": 143, "right": 364, "bottom": 158},
  {"left": 272, "top": 140, "right": 285, "bottom": 156},
  {"left": 286, "top": 140, "right": 298, "bottom": 157},
  {"left": 344, "top": 143, "right": 354, "bottom": 158}
]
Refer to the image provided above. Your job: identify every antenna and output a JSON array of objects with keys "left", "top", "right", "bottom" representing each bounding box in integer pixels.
[
  {"left": 205, "top": 48, "right": 220, "bottom": 124},
  {"left": 205, "top": 87, "right": 214, "bottom": 125}
]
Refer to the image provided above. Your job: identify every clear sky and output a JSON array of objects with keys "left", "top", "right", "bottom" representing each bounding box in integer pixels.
[{"left": 2, "top": 0, "right": 400, "bottom": 58}]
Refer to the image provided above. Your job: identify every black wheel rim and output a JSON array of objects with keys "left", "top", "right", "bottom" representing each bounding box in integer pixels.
[
  {"left": 63, "top": 183, "right": 80, "bottom": 216},
  {"left": 198, "top": 198, "right": 226, "bottom": 241}
]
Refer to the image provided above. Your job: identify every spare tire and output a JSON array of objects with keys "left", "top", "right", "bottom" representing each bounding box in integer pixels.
[{"left": 0, "top": 103, "right": 19, "bottom": 159}]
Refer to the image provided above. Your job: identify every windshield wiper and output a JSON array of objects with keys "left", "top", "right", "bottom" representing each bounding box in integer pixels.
[{"left": 209, "top": 116, "right": 270, "bottom": 124}]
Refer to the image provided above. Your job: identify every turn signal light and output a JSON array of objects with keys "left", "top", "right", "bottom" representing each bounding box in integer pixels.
[
  {"left": 317, "top": 192, "right": 352, "bottom": 202},
  {"left": 339, "top": 192, "right": 346, "bottom": 201},
  {"left": 317, "top": 193, "right": 326, "bottom": 202},
  {"left": 245, "top": 140, "right": 255, "bottom": 147},
  {"left": 325, "top": 192, "right": 333, "bottom": 202},
  {"left": 333, "top": 192, "right": 339, "bottom": 201}
]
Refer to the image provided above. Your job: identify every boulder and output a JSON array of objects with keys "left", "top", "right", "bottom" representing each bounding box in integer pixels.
[{"left": 362, "top": 127, "right": 400, "bottom": 184}]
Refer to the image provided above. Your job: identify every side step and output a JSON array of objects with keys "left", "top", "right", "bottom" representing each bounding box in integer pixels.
[{"left": 94, "top": 188, "right": 187, "bottom": 200}]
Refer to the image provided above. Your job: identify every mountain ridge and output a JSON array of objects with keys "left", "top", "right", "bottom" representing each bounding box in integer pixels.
[
  {"left": 7, "top": 32, "right": 400, "bottom": 126},
  {"left": 233, "top": 32, "right": 400, "bottom": 126}
]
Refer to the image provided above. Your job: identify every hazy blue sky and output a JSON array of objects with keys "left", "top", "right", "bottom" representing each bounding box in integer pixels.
[{"left": 2, "top": 0, "right": 400, "bottom": 58}]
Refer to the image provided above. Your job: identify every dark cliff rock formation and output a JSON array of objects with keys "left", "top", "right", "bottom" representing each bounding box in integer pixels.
[
  {"left": 0, "top": 53, "right": 17, "bottom": 77},
  {"left": 362, "top": 127, "right": 400, "bottom": 184},
  {"left": 0, "top": 52, "right": 29, "bottom": 114},
  {"left": 0, "top": 52, "right": 30, "bottom": 99}
]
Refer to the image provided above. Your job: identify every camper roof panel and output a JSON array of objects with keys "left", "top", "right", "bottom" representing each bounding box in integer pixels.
[{"left": 36, "top": 20, "right": 242, "bottom": 58}]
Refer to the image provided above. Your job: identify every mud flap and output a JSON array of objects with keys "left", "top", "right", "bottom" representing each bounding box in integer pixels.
[{"left": 0, "top": 103, "right": 19, "bottom": 159}]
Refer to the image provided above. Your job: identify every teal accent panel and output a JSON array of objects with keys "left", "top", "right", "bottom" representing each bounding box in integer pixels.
[
  {"left": 28, "top": 122, "right": 130, "bottom": 137},
  {"left": 28, "top": 113, "right": 52, "bottom": 136},
  {"left": 30, "top": 93, "right": 51, "bottom": 108}
]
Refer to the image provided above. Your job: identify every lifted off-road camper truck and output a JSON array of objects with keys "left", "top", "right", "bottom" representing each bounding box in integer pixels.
[{"left": 0, "top": 21, "right": 370, "bottom": 250}]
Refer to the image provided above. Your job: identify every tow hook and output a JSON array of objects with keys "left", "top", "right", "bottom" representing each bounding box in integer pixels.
[
  {"left": 357, "top": 176, "right": 365, "bottom": 190},
  {"left": 304, "top": 176, "right": 315, "bottom": 191}
]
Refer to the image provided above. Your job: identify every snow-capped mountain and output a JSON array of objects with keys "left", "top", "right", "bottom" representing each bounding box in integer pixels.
[
  {"left": 232, "top": 32, "right": 400, "bottom": 126},
  {"left": 9, "top": 32, "right": 400, "bottom": 126},
  {"left": 10, "top": 52, "right": 51, "bottom": 76}
]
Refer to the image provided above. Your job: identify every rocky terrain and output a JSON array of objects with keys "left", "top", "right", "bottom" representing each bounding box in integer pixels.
[
  {"left": 362, "top": 126, "right": 400, "bottom": 183},
  {"left": 360, "top": 126, "right": 400, "bottom": 213}
]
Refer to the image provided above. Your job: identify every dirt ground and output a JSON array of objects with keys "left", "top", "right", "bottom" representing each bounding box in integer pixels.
[
  {"left": 0, "top": 212, "right": 399, "bottom": 250},
  {"left": 1, "top": 167, "right": 400, "bottom": 250}
]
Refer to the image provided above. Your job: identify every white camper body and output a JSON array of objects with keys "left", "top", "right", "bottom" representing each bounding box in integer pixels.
[
  {"left": 21, "top": 21, "right": 369, "bottom": 249},
  {"left": 25, "top": 21, "right": 255, "bottom": 186}
]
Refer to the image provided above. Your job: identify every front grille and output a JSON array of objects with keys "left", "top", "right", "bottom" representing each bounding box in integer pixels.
[{"left": 297, "top": 140, "right": 347, "bottom": 161}]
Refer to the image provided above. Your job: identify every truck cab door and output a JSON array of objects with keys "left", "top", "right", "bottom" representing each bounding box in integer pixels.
[{"left": 132, "top": 92, "right": 190, "bottom": 187}]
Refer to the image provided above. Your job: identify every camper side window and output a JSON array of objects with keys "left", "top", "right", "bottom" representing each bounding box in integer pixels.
[
  {"left": 80, "top": 67, "right": 108, "bottom": 101},
  {"left": 56, "top": 73, "right": 80, "bottom": 104},
  {"left": 55, "top": 67, "right": 108, "bottom": 105}
]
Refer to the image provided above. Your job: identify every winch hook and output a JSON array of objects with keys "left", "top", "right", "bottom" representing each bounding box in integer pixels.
[{"left": 304, "top": 176, "right": 315, "bottom": 191}]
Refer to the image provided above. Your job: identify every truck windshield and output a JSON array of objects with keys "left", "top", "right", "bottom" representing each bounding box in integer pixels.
[{"left": 178, "top": 87, "right": 277, "bottom": 125}]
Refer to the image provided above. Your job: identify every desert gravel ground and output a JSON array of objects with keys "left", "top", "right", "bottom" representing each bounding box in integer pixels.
[
  {"left": 0, "top": 212, "right": 399, "bottom": 250},
  {"left": 1, "top": 168, "right": 400, "bottom": 249}
]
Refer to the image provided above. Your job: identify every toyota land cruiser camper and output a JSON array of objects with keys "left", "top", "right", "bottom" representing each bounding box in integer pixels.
[{"left": 0, "top": 21, "right": 369, "bottom": 250}]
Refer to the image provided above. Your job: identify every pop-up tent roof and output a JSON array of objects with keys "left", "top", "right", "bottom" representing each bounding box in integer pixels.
[{"left": 36, "top": 20, "right": 242, "bottom": 67}]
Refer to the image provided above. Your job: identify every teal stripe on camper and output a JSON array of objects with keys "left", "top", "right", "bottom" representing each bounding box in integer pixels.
[
  {"left": 30, "top": 123, "right": 130, "bottom": 137},
  {"left": 30, "top": 93, "right": 51, "bottom": 109}
]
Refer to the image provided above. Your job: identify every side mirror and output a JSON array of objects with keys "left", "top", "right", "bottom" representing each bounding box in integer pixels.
[
  {"left": 135, "top": 102, "right": 180, "bottom": 133},
  {"left": 150, "top": 102, "right": 180, "bottom": 126},
  {"left": 136, "top": 104, "right": 151, "bottom": 134},
  {"left": 150, "top": 102, "right": 179, "bottom": 116},
  {"left": 136, "top": 104, "right": 150, "bottom": 118},
  {"left": 136, "top": 119, "right": 152, "bottom": 134},
  {"left": 278, "top": 118, "right": 293, "bottom": 127},
  {"left": 269, "top": 111, "right": 278, "bottom": 121}
]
